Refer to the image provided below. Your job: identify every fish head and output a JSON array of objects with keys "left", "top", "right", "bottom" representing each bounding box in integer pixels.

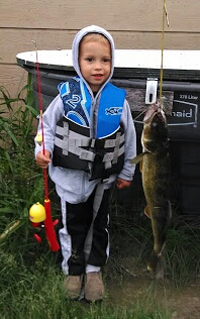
[{"left": 142, "top": 104, "right": 169, "bottom": 152}]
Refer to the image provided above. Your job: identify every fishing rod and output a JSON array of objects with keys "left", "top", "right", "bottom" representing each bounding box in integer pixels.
[{"left": 29, "top": 42, "right": 60, "bottom": 252}]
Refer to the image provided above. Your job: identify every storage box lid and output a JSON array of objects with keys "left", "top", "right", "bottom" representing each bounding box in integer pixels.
[{"left": 16, "top": 49, "right": 200, "bottom": 81}]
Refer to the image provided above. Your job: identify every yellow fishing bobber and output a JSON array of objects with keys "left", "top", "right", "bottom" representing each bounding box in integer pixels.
[
  {"left": 36, "top": 133, "right": 42, "bottom": 146},
  {"left": 29, "top": 202, "right": 46, "bottom": 227}
]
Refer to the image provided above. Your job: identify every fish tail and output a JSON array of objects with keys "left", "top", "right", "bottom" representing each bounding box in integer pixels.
[{"left": 147, "top": 250, "right": 164, "bottom": 279}]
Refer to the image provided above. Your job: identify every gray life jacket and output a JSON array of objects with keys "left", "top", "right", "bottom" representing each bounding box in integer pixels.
[
  {"left": 52, "top": 78, "right": 126, "bottom": 181},
  {"left": 53, "top": 116, "right": 125, "bottom": 181}
]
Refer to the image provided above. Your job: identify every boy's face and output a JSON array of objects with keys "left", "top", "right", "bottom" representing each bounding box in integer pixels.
[{"left": 79, "top": 39, "right": 111, "bottom": 92}]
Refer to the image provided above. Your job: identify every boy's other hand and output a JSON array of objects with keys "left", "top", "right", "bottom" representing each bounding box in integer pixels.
[
  {"left": 36, "top": 150, "right": 51, "bottom": 169},
  {"left": 116, "top": 178, "right": 131, "bottom": 189}
]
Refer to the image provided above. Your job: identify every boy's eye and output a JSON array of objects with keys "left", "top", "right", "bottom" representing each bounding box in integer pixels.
[
  {"left": 103, "top": 58, "right": 111, "bottom": 63},
  {"left": 86, "top": 57, "right": 93, "bottom": 62}
]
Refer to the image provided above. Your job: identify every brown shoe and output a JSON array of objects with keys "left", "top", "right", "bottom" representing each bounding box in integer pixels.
[
  {"left": 63, "top": 275, "right": 83, "bottom": 299},
  {"left": 84, "top": 272, "right": 104, "bottom": 302}
]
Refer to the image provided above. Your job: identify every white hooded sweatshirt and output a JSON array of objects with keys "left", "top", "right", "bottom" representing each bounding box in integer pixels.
[{"left": 34, "top": 25, "right": 136, "bottom": 204}]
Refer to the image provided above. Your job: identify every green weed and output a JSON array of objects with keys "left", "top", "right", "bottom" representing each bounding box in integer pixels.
[{"left": 0, "top": 74, "right": 44, "bottom": 245}]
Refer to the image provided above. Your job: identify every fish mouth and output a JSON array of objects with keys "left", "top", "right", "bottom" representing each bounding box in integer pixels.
[{"left": 144, "top": 105, "right": 166, "bottom": 124}]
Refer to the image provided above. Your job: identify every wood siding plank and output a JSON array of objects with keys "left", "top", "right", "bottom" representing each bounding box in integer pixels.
[
  {"left": 0, "top": 0, "right": 200, "bottom": 32},
  {"left": 0, "top": 29, "right": 75, "bottom": 64},
  {"left": 0, "top": 65, "right": 28, "bottom": 98},
  {"left": 1, "top": 29, "right": 200, "bottom": 65}
]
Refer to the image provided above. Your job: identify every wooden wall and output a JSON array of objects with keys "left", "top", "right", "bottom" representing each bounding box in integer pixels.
[{"left": 1, "top": 0, "right": 200, "bottom": 97}]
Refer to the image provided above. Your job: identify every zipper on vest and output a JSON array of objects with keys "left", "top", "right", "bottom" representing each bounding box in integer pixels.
[{"left": 91, "top": 95, "right": 99, "bottom": 138}]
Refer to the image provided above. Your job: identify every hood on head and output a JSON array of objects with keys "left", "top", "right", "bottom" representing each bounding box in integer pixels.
[{"left": 72, "top": 25, "right": 115, "bottom": 90}]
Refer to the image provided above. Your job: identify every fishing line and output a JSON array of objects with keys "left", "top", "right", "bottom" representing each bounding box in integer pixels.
[
  {"left": 32, "top": 40, "right": 49, "bottom": 201},
  {"left": 134, "top": 2, "right": 169, "bottom": 121},
  {"left": 133, "top": 108, "right": 148, "bottom": 121},
  {"left": 159, "top": 0, "right": 170, "bottom": 109}
]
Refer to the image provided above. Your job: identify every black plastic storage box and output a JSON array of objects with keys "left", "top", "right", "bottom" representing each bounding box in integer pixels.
[{"left": 16, "top": 49, "right": 200, "bottom": 216}]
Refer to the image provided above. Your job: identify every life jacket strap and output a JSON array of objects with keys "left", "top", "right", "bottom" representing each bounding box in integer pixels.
[{"left": 54, "top": 128, "right": 125, "bottom": 165}]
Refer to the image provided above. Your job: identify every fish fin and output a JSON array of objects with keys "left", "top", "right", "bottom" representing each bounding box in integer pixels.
[
  {"left": 155, "top": 258, "right": 165, "bottom": 280},
  {"left": 139, "top": 158, "right": 143, "bottom": 172},
  {"left": 130, "top": 152, "right": 147, "bottom": 164},
  {"left": 147, "top": 252, "right": 164, "bottom": 280},
  {"left": 144, "top": 205, "right": 151, "bottom": 219}
]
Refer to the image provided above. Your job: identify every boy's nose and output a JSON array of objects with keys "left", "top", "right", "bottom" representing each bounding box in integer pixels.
[{"left": 94, "top": 61, "right": 102, "bottom": 70}]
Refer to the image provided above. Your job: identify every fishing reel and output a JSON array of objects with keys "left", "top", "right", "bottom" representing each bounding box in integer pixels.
[
  {"left": 29, "top": 202, "right": 60, "bottom": 249},
  {"left": 29, "top": 202, "right": 46, "bottom": 243}
]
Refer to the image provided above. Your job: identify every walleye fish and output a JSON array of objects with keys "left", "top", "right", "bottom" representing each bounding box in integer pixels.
[{"left": 132, "top": 103, "right": 171, "bottom": 279}]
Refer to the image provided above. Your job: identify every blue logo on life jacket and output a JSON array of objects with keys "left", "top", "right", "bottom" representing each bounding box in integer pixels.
[
  {"left": 105, "top": 107, "right": 123, "bottom": 115},
  {"left": 66, "top": 95, "right": 81, "bottom": 108},
  {"left": 58, "top": 78, "right": 91, "bottom": 126}
]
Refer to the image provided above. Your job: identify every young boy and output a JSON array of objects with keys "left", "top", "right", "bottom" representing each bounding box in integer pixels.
[{"left": 35, "top": 25, "right": 136, "bottom": 302}]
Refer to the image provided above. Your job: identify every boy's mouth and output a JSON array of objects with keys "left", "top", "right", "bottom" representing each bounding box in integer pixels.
[{"left": 92, "top": 74, "right": 103, "bottom": 80}]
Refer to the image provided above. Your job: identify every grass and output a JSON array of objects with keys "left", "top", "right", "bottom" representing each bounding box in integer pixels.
[
  {"left": 0, "top": 79, "right": 200, "bottom": 318},
  {"left": 109, "top": 194, "right": 200, "bottom": 286},
  {"left": 0, "top": 250, "right": 172, "bottom": 319}
]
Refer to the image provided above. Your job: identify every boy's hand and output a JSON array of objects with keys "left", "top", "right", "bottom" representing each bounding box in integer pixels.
[
  {"left": 116, "top": 178, "right": 131, "bottom": 189},
  {"left": 36, "top": 150, "right": 51, "bottom": 169}
]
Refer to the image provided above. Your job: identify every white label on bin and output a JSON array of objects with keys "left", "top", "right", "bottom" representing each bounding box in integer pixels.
[
  {"left": 169, "top": 100, "right": 198, "bottom": 127},
  {"left": 125, "top": 87, "right": 199, "bottom": 128}
]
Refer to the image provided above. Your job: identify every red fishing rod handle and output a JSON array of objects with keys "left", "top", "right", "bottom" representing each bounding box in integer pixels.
[{"left": 44, "top": 199, "right": 60, "bottom": 252}]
